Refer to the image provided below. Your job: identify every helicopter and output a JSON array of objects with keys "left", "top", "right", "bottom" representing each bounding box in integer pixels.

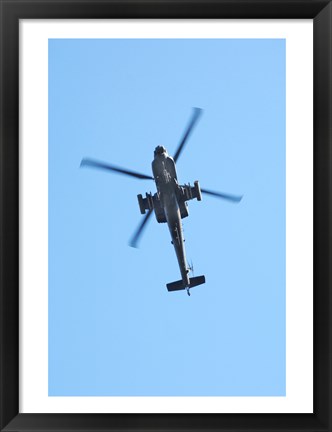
[{"left": 80, "top": 108, "right": 242, "bottom": 296}]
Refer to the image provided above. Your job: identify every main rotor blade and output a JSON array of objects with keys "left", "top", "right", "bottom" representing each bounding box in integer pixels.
[
  {"left": 201, "top": 188, "right": 243, "bottom": 203},
  {"left": 80, "top": 158, "right": 154, "bottom": 180},
  {"left": 129, "top": 209, "right": 153, "bottom": 248},
  {"left": 173, "top": 107, "right": 203, "bottom": 163}
]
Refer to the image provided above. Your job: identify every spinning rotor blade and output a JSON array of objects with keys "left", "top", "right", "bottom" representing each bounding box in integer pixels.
[
  {"left": 80, "top": 158, "right": 154, "bottom": 180},
  {"left": 173, "top": 107, "right": 203, "bottom": 163},
  {"left": 129, "top": 209, "right": 153, "bottom": 248},
  {"left": 201, "top": 188, "right": 243, "bottom": 203}
]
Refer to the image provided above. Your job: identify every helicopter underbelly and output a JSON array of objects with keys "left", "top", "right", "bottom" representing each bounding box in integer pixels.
[
  {"left": 152, "top": 154, "right": 178, "bottom": 187},
  {"left": 164, "top": 193, "right": 180, "bottom": 224}
]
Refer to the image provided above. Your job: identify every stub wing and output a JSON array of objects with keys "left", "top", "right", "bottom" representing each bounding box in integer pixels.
[
  {"left": 166, "top": 275, "right": 205, "bottom": 292},
  {"left": 181, "top": 181, "right": 202, "bottom": 202}
]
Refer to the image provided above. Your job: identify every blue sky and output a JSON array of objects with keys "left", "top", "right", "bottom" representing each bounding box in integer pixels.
[{"left": 48, "top": 38, "right": 286, "bottom": 396}]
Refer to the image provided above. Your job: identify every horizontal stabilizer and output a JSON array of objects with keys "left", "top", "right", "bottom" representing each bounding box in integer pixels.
[
  {"left": 167, "top": 275, "right": 205, "bottom": 292},
  {"left": 189, "top": 275, "right": 206, "bottom": 288}
]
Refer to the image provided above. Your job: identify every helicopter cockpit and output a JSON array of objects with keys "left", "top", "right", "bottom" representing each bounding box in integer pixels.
[{"left": 154, "top": 145, "right": 167, "bottom": 156}]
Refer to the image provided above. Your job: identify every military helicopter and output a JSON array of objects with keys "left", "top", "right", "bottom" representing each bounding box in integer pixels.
[{"left": 80, "top": 108, "right": 242, "bottom": 296}]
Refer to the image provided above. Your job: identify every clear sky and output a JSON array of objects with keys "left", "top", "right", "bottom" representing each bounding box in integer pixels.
[{"left": 48, "top": 38, "right": 286, "bottom": 396}]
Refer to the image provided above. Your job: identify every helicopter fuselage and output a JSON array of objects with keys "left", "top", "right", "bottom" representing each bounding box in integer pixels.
[{"left": 152, "top": 149, "right": 190, "bottom": 287}]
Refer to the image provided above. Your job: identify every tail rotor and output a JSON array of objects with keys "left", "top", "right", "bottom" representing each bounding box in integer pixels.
[
  {"left": 187, "top": 260, "right": 195, "bottom": 296},
  {"left": 188, "top": 260, "right": 195, "bottom": 276}
]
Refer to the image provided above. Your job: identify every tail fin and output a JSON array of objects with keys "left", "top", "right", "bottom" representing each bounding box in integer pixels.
[{"left": 166, "top": 275, "right": 205, "bottom": 292}]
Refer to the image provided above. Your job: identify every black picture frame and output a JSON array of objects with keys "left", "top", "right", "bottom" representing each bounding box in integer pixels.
[{"left": 1, "top": 1, "right": 331, "bottom": 431}]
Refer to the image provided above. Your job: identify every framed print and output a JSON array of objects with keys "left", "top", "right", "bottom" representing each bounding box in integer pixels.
[{"left": 0, "top": 1, "right": 331, "bottom": 431}]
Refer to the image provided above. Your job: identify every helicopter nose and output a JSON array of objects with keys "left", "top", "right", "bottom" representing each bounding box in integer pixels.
[{"left": 154, "top": 145, "right": 167, "bottom": 156}]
